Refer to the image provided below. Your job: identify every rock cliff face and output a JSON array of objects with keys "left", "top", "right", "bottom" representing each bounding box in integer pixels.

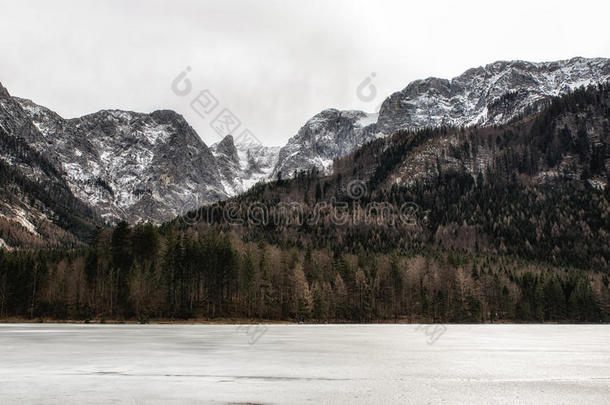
[
  {"left": 272, "top": 58, "right": 609, "bottom": 179},
  {"left": 1, "top": 57, "right": 608, "bottom": 233},
  {"left": 0, "top": 84, "right": 99, "bottom": 247},
  {"left": 377, "top": 57, "right": 610, "bottom": 133},
  {"left": 272, "top": 109, "right": 379, "bottom": 177},
  {"left": 211, "top": 135, "right": 280, "bottom": 196},
  {"left": 14, "top": 97, "right": 227, "bottom": 223}
]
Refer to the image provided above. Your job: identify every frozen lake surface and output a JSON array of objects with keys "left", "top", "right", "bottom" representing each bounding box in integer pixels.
[{"left": 1, "top": 324, "right": 609, "bottom": 404}]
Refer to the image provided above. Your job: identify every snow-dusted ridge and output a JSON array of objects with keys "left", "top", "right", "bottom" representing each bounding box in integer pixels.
[
  {"left": 377, "top": 57, "right": 610, "bottom": 132},
  {"left": 272, "top": 57, "right": 609, "bottom": 180},
  {"left": 1, "top": 57, "right": 608, "bottom": 225},
  {"left": 10, "top": 97, "right": 228, "bottom": 223},
  {"left": 210, "top": 135, "right": 280, "bottom": 196},
  {"left": 271, "top": 109, "right": 380, "bottom": 178}
]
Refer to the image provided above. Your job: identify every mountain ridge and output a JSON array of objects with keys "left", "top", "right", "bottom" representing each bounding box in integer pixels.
[
  {"left": 0, "top": 57, "right": 608, "bottom": 239},
  {"left": 377, "top": 56, "right": 610, "bottom": 132},
  {"left": 270, "top": 57, "right": 609, "bottom": 181}
]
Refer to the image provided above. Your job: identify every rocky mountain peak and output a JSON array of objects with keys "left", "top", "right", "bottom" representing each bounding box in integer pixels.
[
  {"left": 214, "top": 134, "right": 239, "bottom": 163},
  {"left": 377, "top": 57, "right": 610, "bottom": 133},
  {"left": 403, "top": 77, "right": 452, "bottom": 98},
  {"left": 7, "top": 95, "right": 227, "bottom": 224},
  {"left": 1, "top": 57, "right": 608, "bottom": 229},
  {"left": 271, "top": 108, "right": 379, "bottom": 178},
  {"left": 211, "top": 133, "right": 280, "bottom": 196}
]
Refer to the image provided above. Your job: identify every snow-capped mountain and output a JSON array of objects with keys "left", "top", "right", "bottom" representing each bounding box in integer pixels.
[
  {"left": 13, "top": 96, "right": 228, "bottom": 223},
  {"left": 1, "top": 57, "right": 608, "bottom": 231},
  {"left": 272, "top": 109, "right": 379, "bottom": 178},
  {"left": 2, "top": 81, "right": 278, "bottom": 226},
  {"left": 211, "top": 135, "right": 280, "bottom": 196},
  {"left": 0, "top": 84, "right": 99, "bottom": 247},
  {"left": 0, "top": 84, "right": 54, "bottom": 183},
  {"left": 377, "top": 57, "right": 610, "bottom": 133},
  {"left": 272, "top": 57, "right": 609, "bottom": 179}
]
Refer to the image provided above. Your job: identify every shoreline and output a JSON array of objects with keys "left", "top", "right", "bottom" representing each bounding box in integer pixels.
[{"left": 0, "top": 317, "right": 607, "bottom": 325}]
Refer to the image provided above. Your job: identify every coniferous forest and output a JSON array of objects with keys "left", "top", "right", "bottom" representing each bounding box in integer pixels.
[
  {"left": 1, "top": 223, "right": 608, "bottom": 323},
  {"left": 0, "top": 85, "right": 609, "bottom": 323}
]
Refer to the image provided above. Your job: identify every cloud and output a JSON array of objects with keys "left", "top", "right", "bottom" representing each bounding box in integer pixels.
[{"left": 1, "top": 0, "right": 608, "bottom": 146}]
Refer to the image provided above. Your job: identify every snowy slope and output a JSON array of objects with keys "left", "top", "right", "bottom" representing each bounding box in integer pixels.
[
  {"left": 272, "top": 109, "right": 380, "bottom": 178},
  {"left": 211, "top": 134, "right": 280, "bottom": 196},
  {"left": 377, "top": 57, "right": 610, "bottom": 133},
  {"left": 15, "top": 98, "right": 227, "bottom": 223},
  {"left": 1, "top": 57, "right": 608, "bottom": 228},
  {"left": 272, "top": 58, "right": 609, "bottom": 179}
]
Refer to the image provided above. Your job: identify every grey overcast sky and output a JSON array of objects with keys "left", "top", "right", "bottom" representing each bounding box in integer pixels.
[{"left": 1, "top": 0, "right": 609, "bottom": 146}]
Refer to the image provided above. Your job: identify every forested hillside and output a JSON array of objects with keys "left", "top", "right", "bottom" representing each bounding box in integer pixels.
[
  {"left": 1, "top": 226, "right": 608, "bottom": 322},
  {"left": 0, "top": 126, "right": 100, "bottom": 248},
  {"left": 0, "top": 85, "right": 609, "bottom": 322}
]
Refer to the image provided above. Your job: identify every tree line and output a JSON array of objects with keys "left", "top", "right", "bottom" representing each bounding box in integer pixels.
[
  {"left": 1, "top": 84, "right": 608, "bottom": 322},
  {"left": 1, "top": 223, "right": 608, "bottom": 322}
]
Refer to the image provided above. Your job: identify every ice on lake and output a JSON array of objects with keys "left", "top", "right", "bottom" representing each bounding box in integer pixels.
[{"left": 1, "top": 324, "right": 609, "bottom": 404}]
